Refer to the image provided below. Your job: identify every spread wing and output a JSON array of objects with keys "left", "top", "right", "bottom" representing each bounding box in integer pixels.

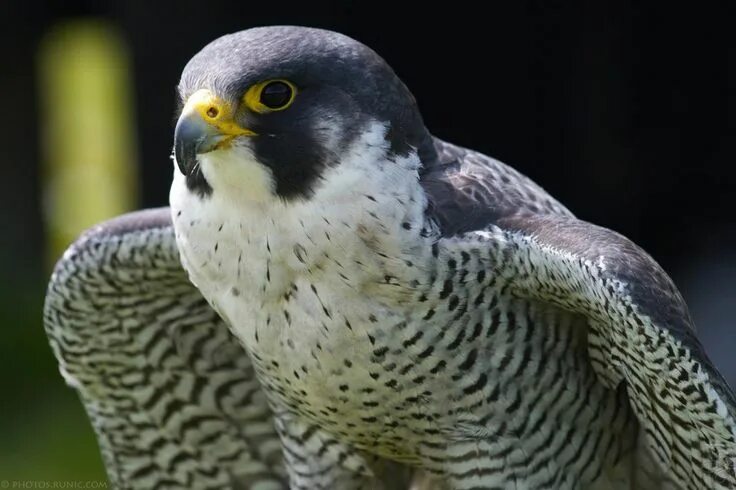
[
  {"left": 43, "top": 208, "right": 287, "bottom": 489},
  {"left": 423, "top": 139, "right": 736, "bottom": 489}
]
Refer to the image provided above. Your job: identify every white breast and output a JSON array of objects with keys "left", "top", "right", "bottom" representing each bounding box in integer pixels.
[{"left": 169, "top": 126, "right": 433, "bottom": 417}]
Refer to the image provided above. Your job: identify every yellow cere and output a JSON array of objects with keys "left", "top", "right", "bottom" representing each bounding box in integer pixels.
[
  {"left": 183, "top": 89, "right": 257, "bottom": 136},
  {"left": 243, "top": 79, "right": 297, "bottom": 113}
]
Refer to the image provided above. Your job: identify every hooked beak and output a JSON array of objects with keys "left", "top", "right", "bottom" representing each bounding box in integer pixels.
[{"left": 174, "top": 89, "right": 256, "bottom": 176}]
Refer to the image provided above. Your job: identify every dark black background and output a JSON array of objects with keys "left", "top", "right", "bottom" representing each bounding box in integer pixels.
[{"left": 1, "top": 1, "right": 734, "bottom": 375}]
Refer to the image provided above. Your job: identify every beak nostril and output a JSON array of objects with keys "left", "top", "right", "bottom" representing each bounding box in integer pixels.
[{"left": 206, "top": 106, "right": 219, "bottom": 118}]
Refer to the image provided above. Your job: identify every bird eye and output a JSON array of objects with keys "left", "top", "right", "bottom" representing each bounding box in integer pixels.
[
  {"left": 260, "top": 81, "right": 293, "bottom": 109},
  {"left": 243, "top": 79, "right": 297, "bottom": 113}
]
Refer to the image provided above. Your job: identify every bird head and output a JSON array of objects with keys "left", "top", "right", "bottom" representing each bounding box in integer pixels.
[{"left": 174, "top": 26, "right": 435, "bottom": 202}]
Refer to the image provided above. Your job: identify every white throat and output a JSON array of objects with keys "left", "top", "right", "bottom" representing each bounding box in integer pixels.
[
  {"left": 169, "top": 122, "right": 432, "bottom": 321},
  {"left": 168, "top": 122, "right": 440, "bottom": 436}
]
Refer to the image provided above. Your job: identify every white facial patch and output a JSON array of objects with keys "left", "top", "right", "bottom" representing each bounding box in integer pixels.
[
  {"left": 199, "top": 141, "right": 277, "bottom": 204},
  {"left": 309, "top": 121, "right": 422, "bottom": 201}
]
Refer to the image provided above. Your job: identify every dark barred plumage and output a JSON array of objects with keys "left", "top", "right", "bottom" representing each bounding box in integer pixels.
[
  {"left": 47, "top": 140, "right": 736, "bottom": 489},
  {"left": 43, "top": 209, "right": 286, "bottom": 489},
  {"left": 44, "top": 209, "right": 428, "bottom": 490}
]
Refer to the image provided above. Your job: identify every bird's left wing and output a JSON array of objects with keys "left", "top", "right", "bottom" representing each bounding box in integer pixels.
[
  {"left": 43, "top": 208, "right": 286, "bottom": 489},
  {"left": 424, "top": 139, "right": 736, "bottom": 489}
]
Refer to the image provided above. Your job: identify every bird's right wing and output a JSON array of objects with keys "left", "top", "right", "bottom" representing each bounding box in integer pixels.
[{"left": 43, "top": 208, "right": 286, "bottom": 489}]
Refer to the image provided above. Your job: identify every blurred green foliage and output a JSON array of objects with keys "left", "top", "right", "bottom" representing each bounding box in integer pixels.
[
  {"left": 0, "top": 20, "right": 137, "bottom": 482},
  {"left": 0, "top": 286, "right": 106, "bottom": 480}
]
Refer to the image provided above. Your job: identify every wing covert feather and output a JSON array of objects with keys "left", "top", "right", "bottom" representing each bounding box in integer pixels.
[
  {"left": 424, "top": 139, "right": 736, "bottom": 489},
  {"left": 43, "top": 208, "right": 286, "bottom": 489}
]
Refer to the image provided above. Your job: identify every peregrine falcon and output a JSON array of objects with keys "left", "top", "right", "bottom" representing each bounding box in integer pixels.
[{"left": 45, "top": 26, "right": 736, "bottom": 490}]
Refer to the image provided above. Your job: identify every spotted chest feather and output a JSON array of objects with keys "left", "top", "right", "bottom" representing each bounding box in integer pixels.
[{"left": 171, "top": 164, "right": 639, "bottom": 489}]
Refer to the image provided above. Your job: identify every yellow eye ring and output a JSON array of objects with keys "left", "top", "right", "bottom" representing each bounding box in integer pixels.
[{"left": 243, "top": 79, "right": 297, "bottom": 113}]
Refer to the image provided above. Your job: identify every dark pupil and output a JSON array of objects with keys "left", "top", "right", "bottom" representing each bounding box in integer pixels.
[{"left": 260, "top": 82, "right": 292, "bottom": 109}]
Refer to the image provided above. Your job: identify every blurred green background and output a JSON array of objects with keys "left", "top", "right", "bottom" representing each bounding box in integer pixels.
[{"left": 0, "top": 0, "right": 734, "bottom": 483}]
